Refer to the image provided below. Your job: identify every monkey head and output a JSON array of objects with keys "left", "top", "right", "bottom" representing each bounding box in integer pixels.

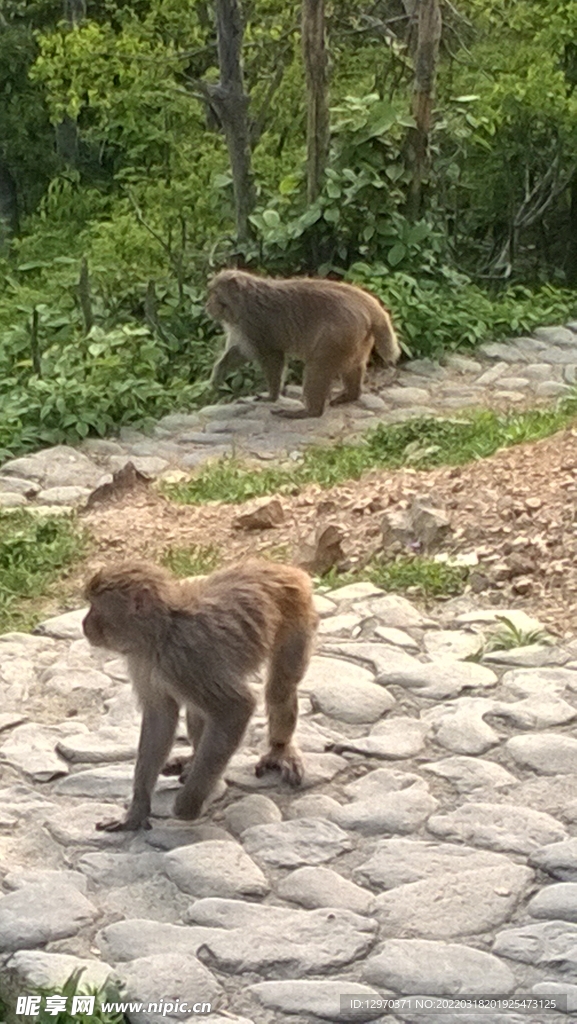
[
  {"left": 206, "top": 270, "right": 251, "bottom": 323},
  {"left": 83, "top": 562, "right": 174, "bottom": 654}
]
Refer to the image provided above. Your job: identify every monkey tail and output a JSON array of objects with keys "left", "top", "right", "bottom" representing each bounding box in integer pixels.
[{"left": 371, "top": 308, "right": 401, "bottom": 366}]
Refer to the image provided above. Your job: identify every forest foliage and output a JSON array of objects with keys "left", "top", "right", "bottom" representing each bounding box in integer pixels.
[{"left": 0, "top": 0, "right": 576, "bottom": 457}]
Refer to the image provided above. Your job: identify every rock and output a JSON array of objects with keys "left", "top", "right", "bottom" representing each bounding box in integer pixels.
[
  {"left": 54, "top": 764, "right": 134, "bottom": 799},
  {"left": 225, "top": 751, "right": 346, "bottom": 791},
  {"left": 34, "top": 608, "right": 87, "bottom": 640},
  {"left": 363, "top": 938, "right": 515, "bottom": 996},
  {"left": 223, "top": 794, "right": 281, "bottom": 837},
  {"left": 8, "top": 951, "right": 115, "bottom": 992},
  {"left": 36, "top": 486, "right": 91, "bottom": 505},
  {"left": 317, "top": 612, "right": 363, "bottom": 637},
  {"left": 96, "top": 919, "right": 221, "bottom": 962},
  {"left": 375, "top": 864, "right": 533, "bottom": 939},
  {"left": 493, "top": 919, "right": 577, "bottom": 967},
  {"left": 409, "top": 498, "right": 451, "bottom": 551},
  {"left": 241, "top": 818, "right": 352, "bottom": 867},
  {"left": 313, "top": 594, "right": 337, "bottom": 616},
  {"left": 422, "top": 756, "right": 517, "bottom": 793},
  {"left": 421, "top": 698, "right": 500, "bottom": 755},
  {"left": 0, "top": 446, "right": 102, "bottom": 489},
  {"left": 297, "top": 524, "right": 346, "bottom": 575},
  {"left": 428, "top": 802, "right": 567, "bottom": 854},
  {"left": 165, "top": 840, "right": 268, "bottom": 899},
  {"left": 373, "top": 626, "right": 420, "bottom": 650},
  {"left": 527, "top": 883, "right": 577, "bottom": 921},
  {"left": 380, "top": 508, "right": 413, "bottom": 549},
  {"left": 77, "top": 851, "right": 165, "bottom": 886},
  {"left": 501, "top": 666, "right": 577, "bottom": 697},
  {"left": 278, "top": 866, "right": 376, "bottom": 915},
  {"left": 482, "top": 644, "right": 570, "bottom": 667},
  {"left": 195, "top": 905, "right": 376, "bottom": 977},
  {"left": 302, "top": 655, "right": 376, "bottom": 692},
  {"left": 45, "top": 801, "right": 136, "bottom": 846},
  {"left": 249, "top": 980, "right": 383, "bottom": 1021},
  {"left": 108, "top": 455, "right": 169, "bottom": 477},
  {"left": 119, "top": 953, "right": 222, "bottom": 1024},
  {"left": 56, "top": 727, "right": 137, "bottom": 763},
  {"left": 529, "top": 838, "right": 577, "bottom": 881},
  {"left": 354, "top": 838, "right": 513, "bottom": 890},
  {"left": 285, "top": 794, "right": 343, "bottom": 819},
  {"left": 385, "top": 386, "right": 431, "bottom": 406},
  {"left": 532, "top": 982, "right": 577, "bottom": 1013},
  {"left": 326, "top": 582, "right": 384, "bottom": 602},
  {"left": 349, "top": 595, "right": 436, "bottom": 629},
  {"left": 330, "top": 781, "right": 437, "bottom": 836},
  {"left": 0, "top": 492, "right": 27, "bottom": 506},
  {"left": 331, "top": 718, "right": 429, "bottom": 759},
  {"left": 233, "top": 498, "right": 284, "bottom": 530},
  {"left": 533, "top": 326, "right": 577, "bottom": 346},
  {"left": 0, "top": 881, "right": 98, "bottom": 952},
  {"left": 423, "top": 630, "right": 484, "bottom": 661},
  {"left": 506, "top": 734, "right": 577, "bottom": 774},
  {"left": 4, "top": 869, "right": 87, "bottom": 893},
  {"left": 0, "top": 723, "right": 70, "bottom": 781},
  {"left": 0, "top": 476, "right": 40, "bottom": 496},
  {"left": 309, "top": 672, "right": 394, "bottom": 723},
  {"left": 493, "top": 693, "right": 577, "bottom": 729}
]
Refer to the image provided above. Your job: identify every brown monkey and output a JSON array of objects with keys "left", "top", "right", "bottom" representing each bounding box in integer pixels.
[
  {"left": 206, "top": 269, "right": 401, "bottom": 418},
  {"left": 82, "top": 559, "right": 318, "bottom": 831}
]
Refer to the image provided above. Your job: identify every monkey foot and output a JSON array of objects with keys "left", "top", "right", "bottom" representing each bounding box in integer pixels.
[
  {"left": 271, "top": 407, "right": 317, "bottom": 420},
  {"left": 330, "top": 392, "right": 357, "bottom": 406},
  {"left": 255, "top": 747, "right": 304, "bottom": 787},
  {"left": 96, "top": 816, "right": 150, "bottom": 832}
]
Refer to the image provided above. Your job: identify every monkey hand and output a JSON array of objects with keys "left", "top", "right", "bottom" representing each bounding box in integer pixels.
[
  {"left": 161, "top": 753, "right": 192, "bottom": 778},
  {"left": 96, "top": 815, "right": 151, "bottom": 832},
  {"left": 255, "top": 745, "right": 304, "bottom": 787}
]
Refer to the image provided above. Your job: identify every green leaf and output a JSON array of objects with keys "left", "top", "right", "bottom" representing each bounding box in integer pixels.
[{"left": 387, "top": 242, "right": 407, "bottom": 266}]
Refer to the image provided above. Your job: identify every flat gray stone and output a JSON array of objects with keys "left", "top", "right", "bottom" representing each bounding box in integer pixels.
[
  {"left": 535, "top": 380, "right": 573, "bottom": 398},
  {"left": 532, "top": 982, "right": 577, "bottom": 1013},
  {"left": 8, "top": 951, "right": 115, "bottom": 991},
  {"left": 506, "top": 734, "right": 577, "bottom": 774},
  {"left": 302, "top": 655, "right": 375, "bottom": 692},
  {"left": 331, "top": 718, "right": 429, "bottom": 759},
  {"left": 308, "top": 670, "right": 393, "bottom": 723},
  {"left": 423, "top": 631, "right": 484, "bottom": 660},
  {"left": 45, "top": 801, "right": 136, "bottom": 846},
  {"left": 225, "top": 751, "right": 346, "bottom": 790},
  {"left": 363, "top": 938, "right": 515, "bottom": 995},
  {"left": 0, "top": 881, "right": 98, "bottom": 952},
  {"left": 493, "top": 693, "right": 577, "bottom": 729},
  {"left": 528, "top": 883, "right": 577, "bottom": 921},
  {"left": 349, "top": 595, "right": 436, "bottom": 629},
  {"left": 422, "top": 756, "right": 517, "bottom": 793},
  {"left": 454, "top": 608, "right": 546, "bottom": 631},
  {"left": 326, "top": 582, "right": 384, "bottom": 602},
  {"left": 0, "top": 445, "right": 102, "bottom": 488},
  {"left": 186, "top": 898, "right": 308, "bottom": 929},
  {"left": 195, "top": 905, "right": 377, "bottom": 977},
  {"left": 4, "top": 869, "right": 87, "bottom": 893},
  {"left": 529, "top": 837, "right": 577, "bottom": 880},
  {"left": 478, "top": 341, "right": 524, "bottom": 362},
  {"left": 120, "top": 953, "right": 221, "bottom": 1024},
  {"left": 494, "top": 376, "right": 529, "bottom": 390},
  {"left": 56, "top": 727, "right": 137, "bottom": 763},
  {"left": 428, "top": 802, "right": 567, "bottom": 853},
  {"left": 285, "top": 794, "right": 343, "bottom": 819},
  {"left": 373, "top": 625, "right": 420, "bottom": 650},
  {"left": 344, "top": 766, "right": 426, "bottom": 800},
  {"left": 165, "top": 840, "right": 268, "bottom": 898},
  {"left": 330, "top": 782, "right": 437, "bottom": 836},
  {"left": 422, "top": 698, "right": 500, "bottom": 754},
  {"left": 241, "top": 818, "right": 352, "bottom": 867},
  {"left": 386, "top": 386, "right": 431, "bottom": 406},
  {"left": 533, "top": 326, "right": 577, "bottom": 346},
  {"left": 493, "top": 919, "right": 577, "bottom": 967},
  {"left": 501, "top": 666, "right": 577, "bottom": 697},
  {"left": 327, "top": 643, "right": 497, "bottom": 699},
  {"left": 0, "top": 492, "right": 26, "bottom": 506},
  {"left": 223, "top": 794, "right": 281, "bottom": 837},
  {"left": 78, "top": 851, "right": 164, "bottom": 886},
  {"left": 0, "top": 723, "right": 70, "bottom": 781},
  {"left": 482, "top": 644, "right": 570, "bottom": 667},
  {"left": 55, "top": 764, "right": 134, "bottom": 798},
  {"left": 249, "top": 980, "right": 383, "bottom": 1021},
  {"left": 36, "top": 485, "right": 91, "bottom": 505},
  {"left": 96, "top": 919, "right": 221, "bottom": 961},
  {"left": 34, "top": 608, "right": 87, "bottom": 640},
  {"left": 278, "top": 866, "right": 376, "bottom": 915},
  {"left": 475, "top": 362, "right": 508, "bottom": 385},
  {"left": 45, "top": 668, "right": 115, "bottom": 695},
  {"left": 313, "top": 594, "right": 337, "bottom": 616},
  {"left": 0, "top": 476, "right": 39, "bottom": 496},
  {"left": 375, "top": 864, "right": 532, "bottom": 939},
  {"left": 353, "top": 839, "right": 514, "bottom": 890}
]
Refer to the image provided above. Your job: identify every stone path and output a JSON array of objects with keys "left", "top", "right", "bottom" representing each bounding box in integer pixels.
[
  {"left": 2, "top": 584, "right": 577, "bottom": 1021},
  {"left": 0, "top": 323, "right": 576, "bottom": 506}
]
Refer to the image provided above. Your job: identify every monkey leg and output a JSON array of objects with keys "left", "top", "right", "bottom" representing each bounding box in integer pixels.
[
  {"left": 259, "top": 349, "right": 285, "bottom": 402},
  {"left": 97, "top": 699, "right": 179, "bottom": 832},
  {"left": 210, "top": 345, "right": 247, "bottom": 388},
  {"left": 331, "top": 364, "right": 364, "bottom": 406},
  {"left": 271, "top": 362, "right": 331, "bottom": 419},
  {"left": 255, "top": 625, "right": 311, "bottom": 786},
  {"left": 161, "top": 706, "right": 205, "bottom": 780},
  {"left": 174, "top": 692, "right": 255, "bottom": 820}
]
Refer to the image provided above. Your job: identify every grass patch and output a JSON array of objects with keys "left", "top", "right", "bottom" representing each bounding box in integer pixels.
[
  {"left": 0, "top": 510, "right": 87, "bottom": 633},
  {"left": 323, "top": 555, "right": 469, "bottom": 600},
  {"left": 164, "top": 398, "right": 577, "bottom": 506},
  {"left": 161, "top": 543, "right": 221, "bottom": 577}
]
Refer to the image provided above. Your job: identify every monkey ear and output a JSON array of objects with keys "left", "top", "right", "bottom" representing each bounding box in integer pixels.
[{"left": 130, "top": 586, "right": 156, "bottom": 616}]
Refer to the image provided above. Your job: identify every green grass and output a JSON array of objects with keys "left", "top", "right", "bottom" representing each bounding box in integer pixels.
[
  {"left": 161, "top": 543, "right": 221, "bottom": 577},
  {"left": 0, "top": 510, "right": 87, "bottom": 633},
  {"left": 323, "top": 555, "right": 469, "bottom": 599},
  {"left": 164, "top": 398, "right": 577, "bottom": 506}
]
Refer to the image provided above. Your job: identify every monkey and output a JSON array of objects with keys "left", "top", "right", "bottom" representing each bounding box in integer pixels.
[
  {"left": 206, "top": 269, "right": 401, "bottom": 418},
  {"left": 82, "top": 558, "right": 318, "bottom": 831}
]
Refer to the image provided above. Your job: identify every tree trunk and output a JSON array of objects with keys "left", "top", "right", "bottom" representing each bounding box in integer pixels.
[
  {"left": 565, "top": 172, "right": 577, "bottom": 286},
  {"left": 302, "top": 0, "right": 329, "bottom": 205},
  {"left": 204, "top": 0, "right": 255, "bottom": 244},
  {"left": 406, "top": 0, "right": 441, "bottom": 219}
]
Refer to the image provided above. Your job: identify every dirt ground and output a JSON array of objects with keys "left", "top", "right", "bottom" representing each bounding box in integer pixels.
[{"left": 68, "top": 424, "right": 577, "bottom": 638}]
